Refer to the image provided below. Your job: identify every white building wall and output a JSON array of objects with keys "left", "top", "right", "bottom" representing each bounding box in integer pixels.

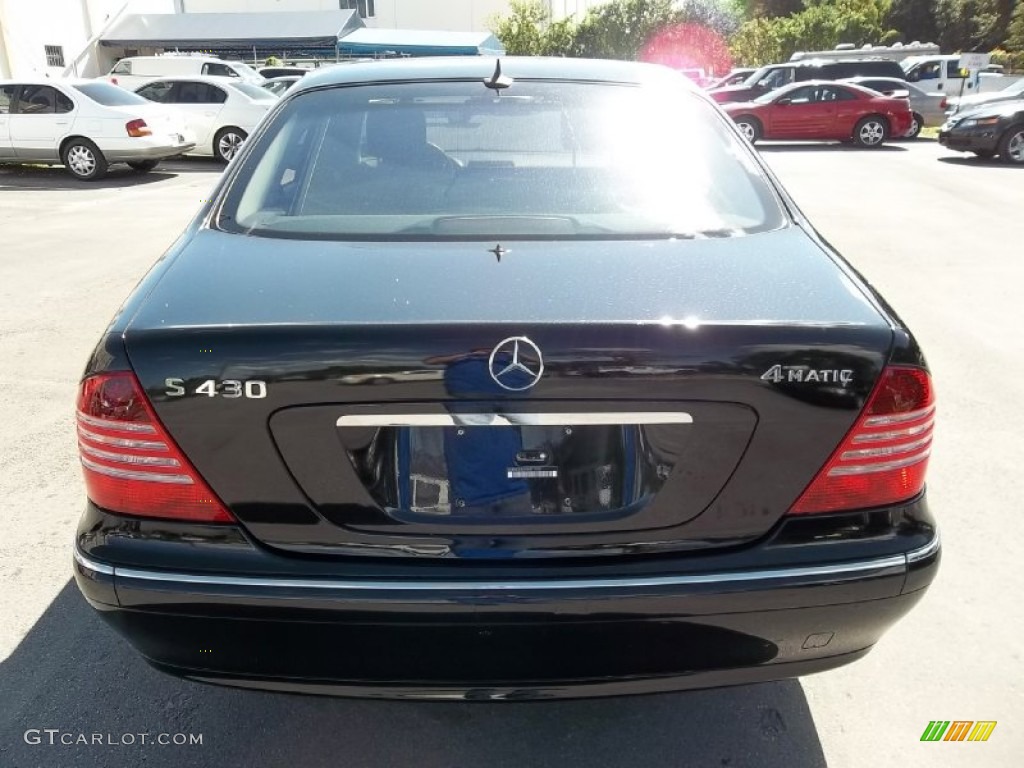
[
  {"left": 0, "top": 0, "right": 176, "bottom": 78},
  {"left": 181, "top": 0, "right": 342, "bottom": 11},
  {"left": 367, "top": 0, "right": 508, "bottom": 31}
]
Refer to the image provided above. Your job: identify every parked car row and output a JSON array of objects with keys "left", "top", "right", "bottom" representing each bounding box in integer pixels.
[
  {"left": 133, "top": 77, "right": 276, "bottom": 162},
  {"left": 0, "top": 72, "right": 278, "bottom": 179},
  {"left": 0, "top": 79, "right": 195, "bottom": 180},
  {"left": 722, "top": 81, "right": 913, "bottom": 147},
  {"left": 3, "top": 52, "right": 1019, "bottom": 180},
  {"left": 709, "top": 59, "right": 908, "bottom": 104},
  {"left": 709, "top": 55, "right": 1024, "bottom": 162},
  {"left": 939, "top": 99, "right": 1024, "bottom": 163}
]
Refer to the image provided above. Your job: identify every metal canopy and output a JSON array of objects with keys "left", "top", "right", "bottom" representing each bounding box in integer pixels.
[{"left": 99, "top": 11, "right": 363, "bottom": 51}]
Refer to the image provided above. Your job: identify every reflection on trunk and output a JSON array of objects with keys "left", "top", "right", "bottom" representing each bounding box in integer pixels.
[{"left": 345, "top": 422, "right": 689, "bottom": 523}]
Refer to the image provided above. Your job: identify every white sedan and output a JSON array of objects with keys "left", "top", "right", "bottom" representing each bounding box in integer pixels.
[
  {"left": 0, "top": 79, "right": 194, "bottom": 180},
  {"left": 133, "top": 76, "right": 276, "bottom": 162}
]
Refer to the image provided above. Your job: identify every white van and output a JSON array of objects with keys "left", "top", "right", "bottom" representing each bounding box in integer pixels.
[
  {"left": 901, "top": 55, "right": 1023, "bottom": 95},
  {"left": 105, "top": 55, "right": 264, "bottom": 90}
]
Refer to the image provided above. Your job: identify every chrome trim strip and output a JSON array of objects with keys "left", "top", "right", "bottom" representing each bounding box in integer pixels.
[
  {"left": 80, "top": 456, "right": 194, "bottom": 484},
  {"left": 827, "top": 449, "right": 930, "bottom": 476},
  {"left": 76, "top": 411, "right": 157, "bottom": 434},
  {"left": 906, "top": 531, "right": 941, "bottom": 563},
  {"left": 840, "top": 434, "right": 933, "bottom": 461},
  {"left": 863, "top": 405, "right": 935, "bottom": 427},
  {"left": 78, "top": 425, "right": 168, "bottom": 451},
  {"left": 74, "top": 548, "right": 115, "bottom": 576},
  {"left": 852, "top": 418, "right": 934, "bottom": 443},
  {"left": 79, "top": 442, "right": 182, "bottom": 468},
  {"left": 337, "top": 412, "right": 694, "bottom": 428},
  {"left": 89, "top": 553, "right": 906, "bottom": 593}
]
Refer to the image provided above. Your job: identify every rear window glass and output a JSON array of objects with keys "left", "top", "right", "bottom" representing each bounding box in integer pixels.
[
  {"left": 74, "top": 82, "right": 149, "bottom": 106},
  {"left": 229, "top": 82, "right": 275, "bottom": 101},
  {"left": 219, "top": 80, "right": 786, "bottom": 241}
]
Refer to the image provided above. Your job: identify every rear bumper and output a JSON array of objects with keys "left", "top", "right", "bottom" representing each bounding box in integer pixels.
[
  {"left": 99, "top": 132, "right": 197, "bottom": 161},
  {"left": 73, "top": 528, "right": 939, "bottom": 700},
  {"left": 103, "top": 143, "right": 196, "bottom": 161}
]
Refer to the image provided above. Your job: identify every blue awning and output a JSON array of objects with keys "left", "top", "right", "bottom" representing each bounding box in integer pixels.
[{"left": 336, "top": 28, "right": 504, "bottom": 57}]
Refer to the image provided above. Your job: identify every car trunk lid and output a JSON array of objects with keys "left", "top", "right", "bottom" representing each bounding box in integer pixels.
[{"left": 121, "top": 226, "right": 894, "bottom": 559}]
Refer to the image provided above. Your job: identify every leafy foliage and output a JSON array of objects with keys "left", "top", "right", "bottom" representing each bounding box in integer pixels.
[
  {"left": 886, "top": 0, "right": 940, "bottom": 45},
  {"left": 729, "top": 18, "right": 789, "bottom": 65},
  {"left": 492, "top": 0, "right": 739, "bottom": 66},
  {"left": 490, "top": 0, "right": 1024, "bottom": 71},
  {"left": 489, "top": 1, "right": 550, "bottom": 56},
  {"left": 1009, "top": 2, "right": 1024, "bottom": 51},
  {"left": 730, "top": 0, "right": 899, "bottom": 65},
  {"left": 572, "top": 0, "right": 695, "bottom": 59}
]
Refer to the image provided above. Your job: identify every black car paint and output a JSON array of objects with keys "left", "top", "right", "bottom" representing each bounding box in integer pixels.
[
  {"left": 75, "top": 499, "right": 938, "bottom": 698},
  {"left": 74, "top": 57, "right": 938, "bottom": 698},
  {"left": 939, "top": 100, "right": 1024, "bottom": 159},
  {"left": 109, "top": 227, "right": 894, "bottom": 557},
  {"left": 711, "top": 59, "right": 908, "bottom": 103}
]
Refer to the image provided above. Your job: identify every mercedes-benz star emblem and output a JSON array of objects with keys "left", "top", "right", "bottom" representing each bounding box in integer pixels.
[{"left": 488, "top": 336, "right": 544, "bottom": 391}]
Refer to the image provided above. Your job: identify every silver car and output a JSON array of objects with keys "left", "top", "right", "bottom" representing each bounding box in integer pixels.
[{"left": 842, "top": 76, "right": 947, "bottom": 138}]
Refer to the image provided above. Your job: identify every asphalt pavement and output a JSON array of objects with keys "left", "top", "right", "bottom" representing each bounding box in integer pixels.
[{"left": 0, "top": 143, "right": 1021, "bottom": 767}]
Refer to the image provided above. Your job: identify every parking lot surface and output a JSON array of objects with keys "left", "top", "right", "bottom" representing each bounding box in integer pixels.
[{"left": 0, "top": 144, "right": 1021, "bottom": 767}]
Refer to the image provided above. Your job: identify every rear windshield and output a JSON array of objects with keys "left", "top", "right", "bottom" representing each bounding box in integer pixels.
[
  {"left": 229, "top": 61, "right": 262, "bottom": 80},
  {"left": 229, "top": 82, "right": 275, "bottom": 101},
  {"left": 218, "top": 80, "right": 786, "bottom": 240},
  {"left": 73, "top": 82, "right": 149, "bottom": 106}
]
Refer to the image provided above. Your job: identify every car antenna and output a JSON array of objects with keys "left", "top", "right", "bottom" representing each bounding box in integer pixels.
[{"left": 484, "top": 59, "right": 514, "bottom": 90}]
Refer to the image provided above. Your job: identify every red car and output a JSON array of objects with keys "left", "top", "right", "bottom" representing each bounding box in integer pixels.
[{"left": 722, "top": 81, "right": 913, "bottom": 147}]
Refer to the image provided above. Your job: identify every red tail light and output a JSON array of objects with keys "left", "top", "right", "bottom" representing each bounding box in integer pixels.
[
  {"left": 125, "top": 119, "right": 151, "bottom": 137},
  {"left": 940, "top": 97, "right": 948, "bottom": 110},
  {"left": 789, "top": 366, "right": 934, "bottom": 514},
  {"left": 76, "top": 373, "right": 234, "bottom": 522},
  {"left": 110, "top": 77, "right": 118, "bottom": 85}
]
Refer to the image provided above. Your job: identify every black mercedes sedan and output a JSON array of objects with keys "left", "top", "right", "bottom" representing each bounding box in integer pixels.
[
  {"left": 939, "top": 99, "right": 1024, "bottom": 163},
  {"left": 73, "top": 57, "right": 939, "bottom": 700}
]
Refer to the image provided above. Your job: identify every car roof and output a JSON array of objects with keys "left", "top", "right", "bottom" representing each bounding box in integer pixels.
[
  {"left": 0, "top": 77, "right": 95, "bottom": 86},
  {"left": 774, "top": 80, "right": 880, "bottom": 95},
  {"left": 779, "top": 79, "right": 861, "bottom": 87},
  {"left": 132, "top": 75, "right": 245, "bottom": 84},
  {"left": 293, "top": 56, "right": 698, "bottom": 94}
]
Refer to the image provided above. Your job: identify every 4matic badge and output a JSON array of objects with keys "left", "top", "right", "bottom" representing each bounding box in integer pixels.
[{"left": 760, "top": 364, "right": 854, "bottom": 385}]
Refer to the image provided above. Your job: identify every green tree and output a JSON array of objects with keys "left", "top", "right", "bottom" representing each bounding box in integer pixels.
[
  {"left": 730, "top": 17, "right": 789, "bottom": 65},
  {"left": 1009, "top": 1, "right": 1024, "bottom": 51},
  {"left": 934, "top": 0, "right": 1006, "bottom": 51},
  {"left": 730, "top": 0, "right": 898, "bottom": 65},
  {"left": 747, "top": 0, "right": 806, "bottom": 16},
  {"left": 540, "top": 16, "right": 581, "bottom": 56},
  {"left": 886, "top": 0, "right": 939, "bottom": 46},
  {"left": 572, "top": 0, "right": 684, "bottom": 59},
  {"left": 571, "top": 0, "right": 739, "bottom": 60},
  {"left": 791, "top": 0, "right": 897, "bottom": 50},
  {"left": 490, "top": 0, "right": 549, "bottom": 56}
]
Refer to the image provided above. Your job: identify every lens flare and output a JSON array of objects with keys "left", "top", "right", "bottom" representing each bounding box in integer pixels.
[{"left": 640, "top": 23, "right": 733, "bottom": 86}]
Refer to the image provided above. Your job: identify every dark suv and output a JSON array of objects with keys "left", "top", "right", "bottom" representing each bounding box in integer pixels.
[{"left": 711, "top": 59, "right": 907, "bottom": 104}]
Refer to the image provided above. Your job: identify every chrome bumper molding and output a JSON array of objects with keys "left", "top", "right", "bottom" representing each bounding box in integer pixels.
[
  {"left": 906, "top": 530, "right": 941, "bottom": 563},
  {"left": 74, "top": 530, "right": 938, "bottom": 594}
]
